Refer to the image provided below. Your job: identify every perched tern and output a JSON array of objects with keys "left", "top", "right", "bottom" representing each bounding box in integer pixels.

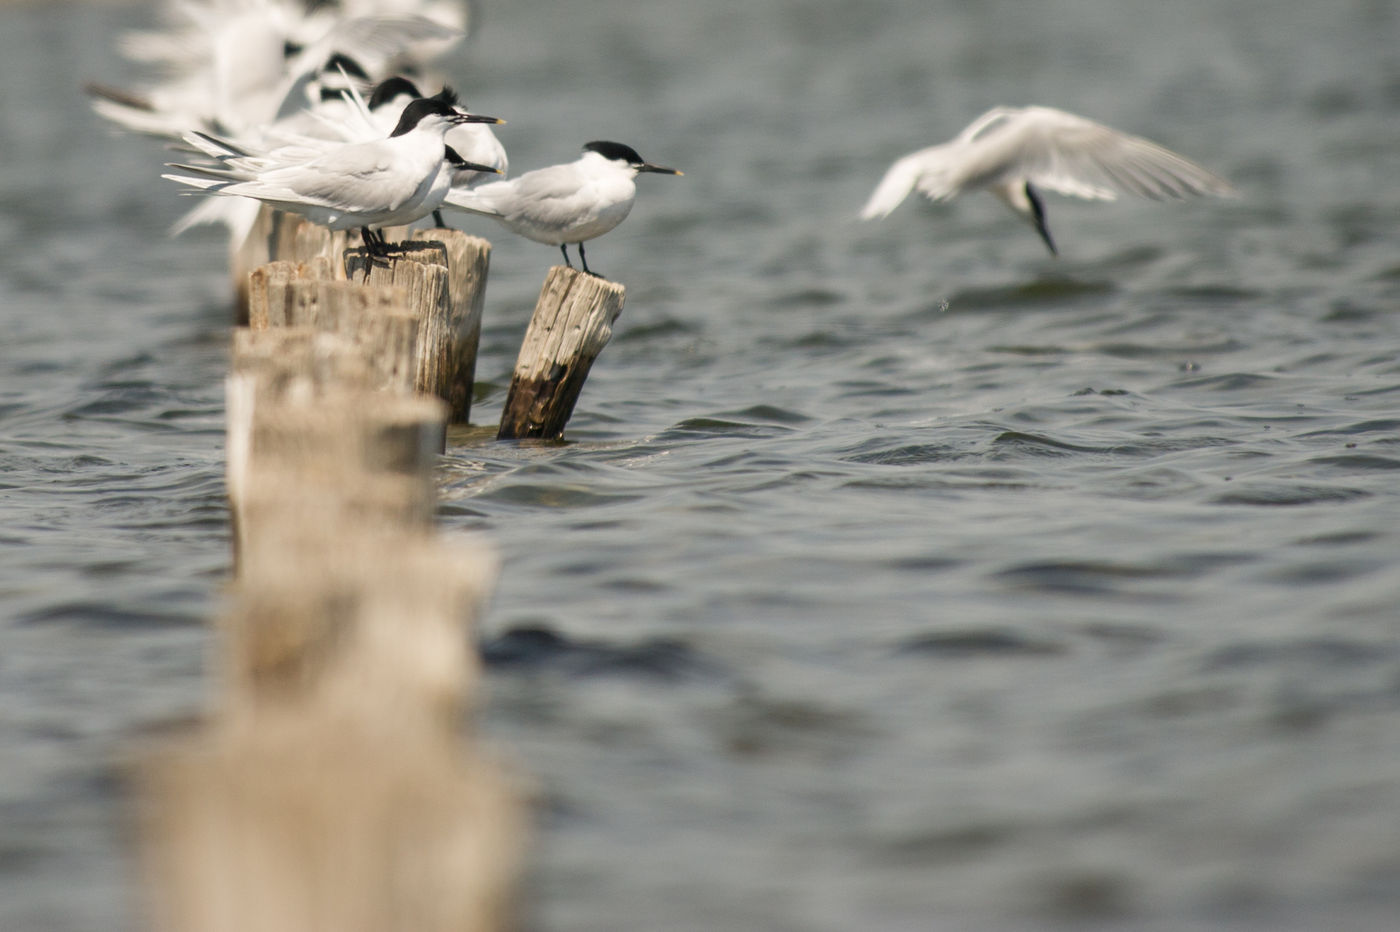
[
  {"left": 860, "top": 105, "right": 1236, "bottom": 254},
  {"left": 163, "top": 96, "right": 502, "bottom": 259},
  {"left": 442, "top": 140, "right": 681, "bottom": 276},
  {"left": 364, "top": 78, "right": 509, "bottom": 226}
]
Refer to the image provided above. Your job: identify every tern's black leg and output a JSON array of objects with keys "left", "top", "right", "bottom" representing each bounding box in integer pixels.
[
  {"left": 432, "top": 209, "right": 453, "bottom": 230},
  {"left": 1024, "top": 182, "right": 1058, "bottom": 256},
  {"left": 578, "top": 242, "right": 600, "bottom": 278},
  {"left": 359, "top": 227, "right": 397, "bottom": 281},
  {"left": 361, "top": 227, "right": 389, "bottom": 256},
  {"left": 559, "top": 244, "right": 573, "bottom": 269}
]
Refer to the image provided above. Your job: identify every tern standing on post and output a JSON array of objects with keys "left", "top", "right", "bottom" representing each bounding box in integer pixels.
[
  {"left": 442, "top": 140, "right": 681, "bottom": 277},
  {"left": 163, "top": 96, "right": 502, "bottom": 257}
]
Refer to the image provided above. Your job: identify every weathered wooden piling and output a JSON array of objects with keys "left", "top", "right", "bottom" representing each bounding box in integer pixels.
[
  {"left": 226, "top": 325, "right": 448, "bottom": 574},
  {"left": 246, "top": 258, "right": 334, "bottom": 330},
  {"left": 137, "top": 247, "right": 522, "bottom": 931},
  {"left": 268, "top": 208, "right": 355, "bottom": 271},
  {"left": 137, "top": 695, "right": 521, "bottom": 932},
  {"left": 497, "top": 265, "right": 626, "bottom": 440},
  {"left": 411, "top": 229, "right": 491, "bottom": 422},
  {"left": 232, "top": 207, "right": 402, "bottom": 323},
  {"left": 326, "top": 231, "right": 491, "bottom": 423}
]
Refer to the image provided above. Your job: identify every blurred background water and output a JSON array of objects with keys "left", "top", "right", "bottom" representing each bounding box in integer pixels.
[{"left": 3, "top": 0, "right": 1399, "bottom": 929}]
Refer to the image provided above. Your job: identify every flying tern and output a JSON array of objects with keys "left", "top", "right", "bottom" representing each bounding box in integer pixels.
[
  {"left": 860, "top": 105, "right": 1236, "bottom": 254},
  {"left": 442, "top": 140, "right": 681, "bottom": 276},
  {"left": 163, "top": 96, "right": 502, "bottom": 259}
]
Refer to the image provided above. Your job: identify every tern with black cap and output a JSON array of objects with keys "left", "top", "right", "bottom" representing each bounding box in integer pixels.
[
  {"left": 443, "top": 140, "right": 681, "bottom": 276},
  {"left": 163, "top": 96, "right": 503, "bottom": 258}
]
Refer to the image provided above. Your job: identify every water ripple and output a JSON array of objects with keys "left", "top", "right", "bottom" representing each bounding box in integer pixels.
[{"left": 481, "top": 624, "right": 725, "bottom": 682}]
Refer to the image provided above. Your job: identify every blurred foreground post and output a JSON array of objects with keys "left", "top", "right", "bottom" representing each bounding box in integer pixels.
[
  {"left": 137, "top": 252, "right": 522, "bottom": 932},
  {"left": 497, "top": 265, "right": 626, "bottom": 440}
]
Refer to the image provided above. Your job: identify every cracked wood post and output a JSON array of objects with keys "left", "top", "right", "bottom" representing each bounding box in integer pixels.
[
  {"left": 267, "top": 209, "right": 354, "bottom": 271},
  {"left": 497, "top": 266, "right": 625, "bottom": 441},
  {"left": 412, "top": 229, "right": 491, "bottom": 423},
  {"left": 233, "top": 209, "right": 353, "bottom": 324},
  {"left": 282, "top": 281, "right": 419, "bottom": 394},
  {"left": 226, "top": 328, "right": 448, "bottom": 567},
  {"left": 246, "top": 258, "right": 335, "bottom": 331},
  {"left": 343, "top": 231, "right": 492, "bottom": 423}
]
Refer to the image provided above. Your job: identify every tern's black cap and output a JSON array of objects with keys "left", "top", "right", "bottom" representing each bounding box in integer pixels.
[
  {"left": 584, "top": 141, "right": 680, "bottom": 175},
  {"left": 584, "top": 141, "right": 646, "bottom": 165},
  {"left": 389, "top": 97, "right": 502, "bottom": 136},
  {"left": 369, "top": 77, "right": 422, "bottom": 110}
]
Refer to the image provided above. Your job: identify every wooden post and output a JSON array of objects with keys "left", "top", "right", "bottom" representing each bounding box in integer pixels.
[
  {"left": 138, "top": 266, "right": 523, "bottom": 930},
  {"left": 247, "top": 259, "right": 334, "bottom": 331},
  {"left": 497, "top": 266, "right": 625, "bottom": 441},
  {"left": 137, "top": 707, "right": 521, "bottom": 932},
  {"left": 231, "top": 204, "right": 279, "bottom": 326},
  {"left": 139, "top": 527, "right": 521, "bottom": 932},
  {"left": 413, "top": 230, "right": 491, "bottom": 423},
  {"left": 283, "top": 281, "right": 419, "bottom": 394},
  {"left": 226, "top": 326, "right": 448, "bottom": 565},
  {"left": 343, "top": 231, "right": 492, "bottom": 423},
  {"left": 268, "top": 209, "right": 354, "bottom": 271},
  {"left": 220, "top": 532, "right": 497, "bottom": 721}
]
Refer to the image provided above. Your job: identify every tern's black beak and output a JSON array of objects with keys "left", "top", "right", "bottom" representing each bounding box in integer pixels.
[
  {"left": 444, "top": 146, "right": 502, "bottom": 174},
  {"left": 637, "top": 162, "right": 682, "bottom": 176},
  {"left": 452, "top": 112, "right": 504, "bottom": 125}
]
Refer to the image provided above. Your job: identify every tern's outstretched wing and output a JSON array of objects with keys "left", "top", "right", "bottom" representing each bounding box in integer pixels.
[
  {"left": 960, "top": 106, "right": 1236, "bottom": 202},
  {"left": 860, "top": 146, "right": 950, "bottom": 220}
]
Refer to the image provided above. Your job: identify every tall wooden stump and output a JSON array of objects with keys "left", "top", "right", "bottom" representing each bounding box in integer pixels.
[
  {"left": 141, "top": 304, "right": 523, "bottom": 932},
  {"left": 280, "top": 281, "right": 419, "bottom": 393},
  {"left": 413, "top": 230, "right": 491, "bottom": 423},
  {"left": 344, "top": 231, "right": 491, "bottom": 423},
  {"left": 497, "top": 266, "right": 626, "bottom": 440},
  {"left": 226, "top": 327, "right": 449, "bottom": 567}
]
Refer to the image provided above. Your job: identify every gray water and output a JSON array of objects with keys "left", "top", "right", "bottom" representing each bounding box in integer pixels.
[{"left": 3, "top": 1, "right": 1400, "bottom": 929}]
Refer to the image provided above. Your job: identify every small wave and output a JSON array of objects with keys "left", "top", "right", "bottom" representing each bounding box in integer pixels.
[
  {"left": 949, "top": 277, "right": 1117, "bottom": 310},
  {"left": 896, "top": 628, "right": 1066, "bottom": 658},
  {"left": 474, "top": 483, "right": 643, "bottom": 509},
  {"left": 987, "top": 430, "right": 1117, "bottom": 457},
  {"left": 481, "top": 624, "right": 724, "bottom": 682},
  {"left": 841, "top": 442, "right": 967, "bottom": 466},
  {"left": 1202, "top": 637, "right": 1394, "bottom": 672},
  {"left": 656, "top": 416, "right": 794, "bottom": 440},
  {"left": 1168, "top": 372, "right": 1281, "bottom": 392},
  {"left": 1306, "top": 453, "right": 1400, "bottom": 471},
  {"left": 1210, "top": 483, "right": 1370, "bottom": 507}
]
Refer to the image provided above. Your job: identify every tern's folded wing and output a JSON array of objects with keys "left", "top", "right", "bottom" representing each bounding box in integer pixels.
[{"left": 259, "top": 148, "right": 425, "bottom": 213}]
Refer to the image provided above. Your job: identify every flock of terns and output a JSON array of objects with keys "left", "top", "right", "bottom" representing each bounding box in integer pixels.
[{"left": 89, "top": 0, "right": 1237, "bottom": 279}]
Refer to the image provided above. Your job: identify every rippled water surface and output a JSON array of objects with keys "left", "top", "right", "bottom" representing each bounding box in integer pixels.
[{"left": 4, "top": 1, "right": 1400, "bottom": 929}]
